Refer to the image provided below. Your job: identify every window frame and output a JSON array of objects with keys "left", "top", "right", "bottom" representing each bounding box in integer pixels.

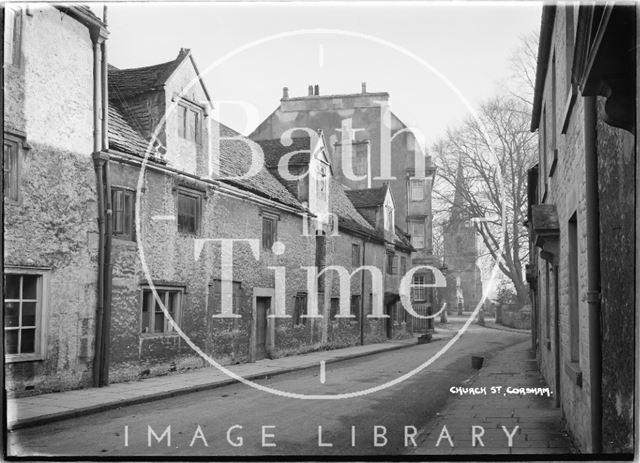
[
  {"left": 293, "top": 292, "right": 308, "bottom": 325},
  {"left": 350, "top": 294, "right": 361, "bottom": 322},
  {"left": 4, "top": 267, "right": 49, "bottom": 363},
  {"left": 140, "top": 286, "right": 184, "bottom": 336},
  {"left": 177, "top": 102, "right": 202, "bottom": 144},
  {"left": 386, "top": 251, "right": 396, "bottom": 275},
  {"left": 351, "top": 243, "right": 361, "bottom": 267},
  {"left": 409, "top": 178, "right": 425, "bottom": 201},
  {"left": 3, "top": 132, "right": 27, "bottom": 203},
  {"left": 400, "top": 256, "right": 407, "bottom": 276},
  {"left": 261, "top": 214, "right": 278, "bottom": 251},
  {"left": 410, "top": 221, "right": 425, "bottom": 249},
  {"left": 176, "top": 188, "right": 202, "bottom": 235},
  {"left": 412, "top": 275, "right": 427, "bottom": 302},
  {"left": 4, "top": 6, "right": 22, "bottom": 67},
  {"left": 111, "top": 186, "right": 136, "bottom": 241},
  {"left": 208, "top": 279, "right": 242, "bottom": 316}
]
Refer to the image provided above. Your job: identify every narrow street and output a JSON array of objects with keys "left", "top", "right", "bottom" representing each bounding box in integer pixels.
[{"left": 8, "top": 325, "right": 530, "bottom": 457}]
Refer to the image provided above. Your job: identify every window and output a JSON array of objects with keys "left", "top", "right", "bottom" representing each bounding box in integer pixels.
[
  {"left": 352, "top": 144, "right": 368, "bottom": 176},
  {"left": 412, "top": 275, "right": 426, "bottom": 301},
  {"left": 386, "top": 251, "right": 397, "bottom": 275},
  {"left": 208, "top": 280, "right": 241, "bottom": 315},
  {"left": 141, "top": 287, "right": 182, "bottom": 334},
  {"left": 400, "top": 256, "right": 407, "bottom": 275},
  {"left": 294, "top": 292, "right": 307, "bottom": 325},
  {"left": 177, "top": 190, "right": 201, "bottom": 235},
  {"left": 410, "top": 222, "right": 425, "bottom": 249},
  {"left": 352, "top": 244, "right": 361, "bottom": 267},
  {"left": 112, "top": 188, "right": 135, "bottom": 240},
  {"left": 4, "top": 6, "right": 22, "bottom": 66},
  {"left": 3, "top": 136, "right": 19, "bottom": 202},
  {"left": 177, "top": 104, "right": 201, "bottom": 143},
  {"left": 409, "top": 179, "right": 424, "bottom": 201},
  {"left": 568, "top": 213, "right": 579, "bottom": 362},
  {"left": 330, "top": 297, "right": 340, "bottom": 320},
  {"left": 350, "top": 295, "right": 361, "bottom": 321},
  {"left": 4, "top": 271, "right": 45, "bottom": 360},
  {"left": 262, "top": 216, "right": 277, "bottom": 250}
]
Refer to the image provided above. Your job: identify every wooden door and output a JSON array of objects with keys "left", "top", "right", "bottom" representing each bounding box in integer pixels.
[{"left": 255, "top": 297, "right": 270, "bottom": 360}]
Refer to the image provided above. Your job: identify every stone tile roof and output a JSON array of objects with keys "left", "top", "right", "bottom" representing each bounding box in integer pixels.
[
  {"left": 214, "top": 122, "right": 303, "bottom": 210},
  {"left": 394, "top": 226, "right": 414, "bottom": 253},
  {"left": 330, "top": 180, "right": 385, "bottom": 242},
  {"left": 108, "top": 104, "right": 157, "bottom": 159},
  {"left": 345, "top": 185, "right": 388, "bottom": 209},
  {"left": 108, "top": 50, "right": 188, "bottom": 98},
  {"left": 107, "top": 103, "right": 302, "bottom": 210},
  {"left": 255, "top": 137, "right": 312, "bottom": 168}
]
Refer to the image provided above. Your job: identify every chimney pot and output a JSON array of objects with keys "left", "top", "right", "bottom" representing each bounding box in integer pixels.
[
  {"left": 308, "top": 85, "right": 314, "bottom": 96},
  {"left": 282, "top": 87, "right": 289, "bottom": 99},
  {"left": 314, "top": 84, "right": 320, "bottom": 96},
  {"left": 362, "top": 82, "right": 367, "bottom": 94}
]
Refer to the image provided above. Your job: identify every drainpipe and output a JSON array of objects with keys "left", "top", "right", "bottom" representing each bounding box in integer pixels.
[
  {"left": 584, "top": 95, "right": 602, "bottom": 453},
  {"left": 100, "top": 6, "right": 113, "bottom": 387},
  {"left": 360, "top": 238, "right": 366, "bottom": 346},
  {"left": 91, "top": 31, "right": 104, "bottom": 388}
]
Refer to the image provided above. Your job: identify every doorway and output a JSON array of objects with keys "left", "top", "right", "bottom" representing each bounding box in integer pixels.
[
  {"left": 255, "top": 296, "right": 270, "bottom": 360},
  {"left": 384, "top": 302, "right": 393, "bottom": 339}
]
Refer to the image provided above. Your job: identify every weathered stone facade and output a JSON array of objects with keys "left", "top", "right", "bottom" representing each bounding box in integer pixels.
[
  {"left": 250, "top": 86, "right": 438, "bottom": 298},
  {"left": 529, "top": 4, "right": 636, "bottom": 453},
  {"left": 3, "top": 6, "right": 107, "bottom": 396}
]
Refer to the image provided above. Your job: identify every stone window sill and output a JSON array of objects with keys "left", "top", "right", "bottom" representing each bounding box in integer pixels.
[{"left": 565, "top": 361, "right": 583, "bottom": 388}]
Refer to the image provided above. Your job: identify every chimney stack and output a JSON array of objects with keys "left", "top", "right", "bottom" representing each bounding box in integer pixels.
[
  {"left": 282, "top": 87, "right": 289, "bottom": 99},
  {"left": 308, "top": 85, "right": 314, "bottom": 96},
  {"left": 361, "top": 82, "right": 367, "bottom": 94},
  {"left": 314, "top": 84, "right": 319, "bottom": 96}
]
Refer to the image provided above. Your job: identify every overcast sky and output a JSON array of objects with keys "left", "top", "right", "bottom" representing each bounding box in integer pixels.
[{"left": 102, "top": 1, "right": 542, "bottom": 143}]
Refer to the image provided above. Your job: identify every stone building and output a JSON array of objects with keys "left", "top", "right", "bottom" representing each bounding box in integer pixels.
[
  {"left": 4, "top": 12, "right": 415, "bottom": 396},
  {"left": 442, "top": 164, "right": 483, "bottom": 312},
  {"left": 250, "top": 85, "right": 438, "bottom": 308},
  {"left": 3, "top": 5, "right": 108, "bottom": 396},
  {"left": 528, "top": 4, "right": 636, "bottom": 453}
]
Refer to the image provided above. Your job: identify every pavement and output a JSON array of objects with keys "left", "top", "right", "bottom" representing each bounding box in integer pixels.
[
  {"left": 410, "top": 339, "right": 577, "bottom": 455},
  {"left": 6, "top": 333, "right": 444, "bottom": 431}
]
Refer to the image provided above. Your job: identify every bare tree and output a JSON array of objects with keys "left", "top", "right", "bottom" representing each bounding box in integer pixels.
[
  {"left": 504, "top": 31, "right": 539, "bottom": 108},
  {"left": 432, "top": 95, "right": 537, "bottom": 305}
]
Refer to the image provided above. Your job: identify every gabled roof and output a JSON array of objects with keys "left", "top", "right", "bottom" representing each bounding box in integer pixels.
[
  {"left": 107, "top": 101, "right": 303, "bottom": 210},
  {"left": 109, "top": 49, "right": 212, "bottom": 103},
  {"left": 109, "top": 52, "right": 187, "bottom": 98},
  {"left": 255, "top": 137, "right": 313, "bottom": 168},
  {"left": 108, "top": 103, "right": 163, "bottom": 160},
  {"left": 344, "top": 185, "right": 389, "bottom": 209},
  {"left": 330, "top": 180, "right": 384, "bottom": 242},
  {"left": 213, "top": 122, "right": 303, "bottom": 209}
]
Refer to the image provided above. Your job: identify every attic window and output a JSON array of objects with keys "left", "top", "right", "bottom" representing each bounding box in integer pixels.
[{"left": 177, "top": 104, "right": 201, "bottom": 143}]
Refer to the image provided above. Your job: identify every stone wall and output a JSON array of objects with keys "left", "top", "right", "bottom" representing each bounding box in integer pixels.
[{"left": 4, "top": 7, "right": 99, "bottom": 397}]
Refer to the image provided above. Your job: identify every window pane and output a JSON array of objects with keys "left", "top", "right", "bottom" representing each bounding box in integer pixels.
[
  {"left": 141, "top": 291, "right": 150, "bottom": 333},
  {"left": 123, "top": 192, "right": 133, "bottom": 237},
  {"left": 22, "top": 275, "right": 38, "bottom": 299},
  {"left": 5, "top": 274, "right": 20, "bottom": 299},
  {"left": 4, "top": 301, "right": 19, "bottom": 326},
  {"left": 20, "top": 328, "right": 35, "bottom": 353},
  {"left": 21, "top": 301, "right": 36, "bottom": 326},
  {"left": 154, "top": 311, "right": 164, "bottom": 333},
  {"left": 5, "top": 329, "right": 18, "bottom": 354}
]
